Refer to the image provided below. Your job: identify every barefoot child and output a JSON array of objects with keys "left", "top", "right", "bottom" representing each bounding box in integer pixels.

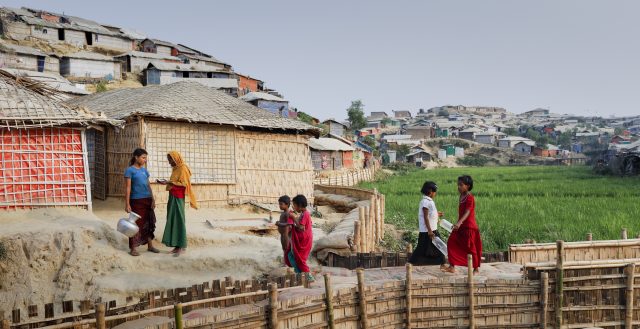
[
  {"left": 284, "top": 195, "right": 315, "bottom": 282},
  {"left": 275, "top": 195, "right": 292, "bottom": 255},
  {"left": 443, "top": 175, "right": 482, "bottom": 274},
  {"left": 409, "top": 181, "right": 446, "bottom": 267}
]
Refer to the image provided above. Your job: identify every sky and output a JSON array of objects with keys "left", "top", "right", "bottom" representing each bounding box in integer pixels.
[{"left": 5, "top": 1, "right": 640, "bottom": 120}]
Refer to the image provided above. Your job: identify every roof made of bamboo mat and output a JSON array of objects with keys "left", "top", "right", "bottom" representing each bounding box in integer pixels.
[
  {"left": 0, "top": 70, "right": 120, "bottom": 128},
  {"left": 68, "top": 81, "right": 320, "bottom": 135}
]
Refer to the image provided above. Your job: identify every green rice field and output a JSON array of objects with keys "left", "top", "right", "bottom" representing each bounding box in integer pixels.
[{"left": 359, "top": 166, "right": 640, "bottom": 251}]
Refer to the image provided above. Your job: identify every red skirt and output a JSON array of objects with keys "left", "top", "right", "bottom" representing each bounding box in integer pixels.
[
  {"left": 447, "top": 227, "right": 482, "bottom": 268},
  {"left": 129, "top": 197, "right": 157, "bottom": 249}
]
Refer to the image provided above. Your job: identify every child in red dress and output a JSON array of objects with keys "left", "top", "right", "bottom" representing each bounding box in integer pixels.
[{"left": 443, "top": 175, "right": 482, "bottom": 274}]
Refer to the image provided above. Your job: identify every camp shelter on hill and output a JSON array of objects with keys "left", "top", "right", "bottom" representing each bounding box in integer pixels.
[
  {"left": 68, "top": 81, "right": 320, "bottom": 207},
  {"left": 0, "top": 70, "right": 119, "bottom": 210},
  {"left": 308, "top": 137, "right": 355, "bottom": 171}
]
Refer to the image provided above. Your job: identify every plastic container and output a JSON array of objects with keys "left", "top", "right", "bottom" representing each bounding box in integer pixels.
[
  {"left": 433, "top": 236, "right": 448, "bottom": 257},
  {"left": 439, "top": 218, "right": 454, "bottom": 233}
]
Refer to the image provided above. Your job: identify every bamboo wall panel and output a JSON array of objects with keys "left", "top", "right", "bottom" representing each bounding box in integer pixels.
[
  {"left": 229, "top": 131, "right": 314, "bottom": 204},
  {"left": 510, "top": 239, "right": 640, "bottom": 265},
  {"left": 106, "top": 121, "right": 141, "bottom": 196},
  {"left": 145, "top": 121, "right": 236, "bottom": 184}
]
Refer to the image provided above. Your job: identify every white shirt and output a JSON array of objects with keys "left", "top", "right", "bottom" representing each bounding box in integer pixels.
[{"left": 418, "top": 196, "right": 439, "bottom": 233}]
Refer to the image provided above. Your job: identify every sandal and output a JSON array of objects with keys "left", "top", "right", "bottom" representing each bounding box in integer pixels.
[
  {"left": 148, "top": 247, "right": 160, "bottom": 253},
  {"left": 173, "top": 248, "right": 184, "bottom": 257},
  {"left": 129, "top": 250, "right": 140, "bottom": 256}
]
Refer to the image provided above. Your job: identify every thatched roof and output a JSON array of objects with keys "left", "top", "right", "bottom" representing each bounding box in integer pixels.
[
  {"left": 0, "top": 70, "right": 121, "bottom": 128},
  {"left": 68, "top": 81, "right": 320, "bottom": 135}
]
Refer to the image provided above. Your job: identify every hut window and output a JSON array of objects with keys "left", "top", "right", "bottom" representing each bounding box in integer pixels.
[{"left": 145, "top": 122, "right": 236, "bottom": 184}]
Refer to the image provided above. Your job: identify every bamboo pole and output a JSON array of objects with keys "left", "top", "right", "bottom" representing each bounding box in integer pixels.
[
  {"left": 353, "top": 220, "right": 361, "bottom": 252},
  {"left": 268, "top": 283, "right": 278, "bottom": 329},
  {"left": 376, "top": 194, "right": 382, "bottom": 243},
  {"left": 365, "top": 205, "right": 372, "bottom": 252},
  {"left": 586, "top": 233, "right": 593, "bottom": 241},
  {"left": 510, "top": 239, "right": 640, "bottom": 251},
  {"left": 2, "top": 319, "right": 10, "bottom": 329},
  {"left": 369, "top": 196, "right": 376, "bottom": 246},
  {"left": 541, "top": 272, "right": 549, "bottom": 329},
  {"left": 324, "top": 274, "right": 335, "bottom": 329},
  {"left": 95, "top": 303, "right": 105, "bottom": 329},
  {"left": 468, "top": 254, "right": 475, "bottom": 329},
  {"left": 406, "top": 263, "right": 413, "bottom": 329},
  {"left": 174, "top": 304, "right": 183, "bottom": 329},
  {"left": 381, "top": 194, "right": 385, "bottom": 237},
  {"left": 360, "top": 206, "right": 368, "bottom": 252},
  {"left": 626, "top": 263, "right": 635, "bottom": 329},
  {"left": 555, "top": 240, "right": 564, "bottom": 329},
  {"left": 357, "top": 269, "right": 369, "bottom": 329},
  {"left": 622, "top": 228, "right": 628, "bottom": 240}
]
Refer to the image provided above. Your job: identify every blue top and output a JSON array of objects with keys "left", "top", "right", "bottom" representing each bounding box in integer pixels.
[{"left": 124, "top": 166, "right": 152, "bottom": 199}]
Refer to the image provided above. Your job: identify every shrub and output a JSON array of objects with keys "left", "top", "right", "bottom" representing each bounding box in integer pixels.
[
  {"left": 95, "top": 81, "right": 108, "bottom": 93},
  {"left": 457, "top": 154, "right": 491, "bottom": 167}
]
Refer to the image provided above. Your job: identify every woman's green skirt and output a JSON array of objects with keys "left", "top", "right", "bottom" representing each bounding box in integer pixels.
[{"left": 162, "top": 195, "right": 187, "bottom": 248}]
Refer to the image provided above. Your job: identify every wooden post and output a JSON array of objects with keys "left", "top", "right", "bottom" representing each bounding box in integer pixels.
[
  {"left": 376, "top": 194, "right": 382, "bottom": 243},
  {"left": 365, "top": 206, "right": 371, "bottom": 252},
  {"left": 555, "top": 241, "right": 564, "bottom": 329},
  {"left": 622, "top": 228, "right": 628, "bottom": 240},
  {"left": 268, "top": 283, "right": 278, "bottom": 329},
  {"left": 586, "top": 233, "right": 593, "bottom": 241},
  {"left": 324, "top": 274, "right": 336, "bottom": 329},
  {"left": 406, "top": 243, "right": 413, "bottom": 255},
  {"left": 353, "top": 220, "right": 361, "bottom": 252},
  {"left": 405, "top": 263, "right": 413, "bottom": 329},
  {"left": 357, "top": 269, "right": 369, "bottom": 329},
  {"left": 540, "top": 272, "right": 549, "bottom": 329},
  {"left": 174, "top": 303, "right": 183, "bottom": 329},
  {"left": 2, "top": 319, "right": 10, "bottom": 329},
  {"left": 95, "top": 303, "right": 106, "bottom": 329},
  {"left": 467, "top": 254, "right": 475, "bottom": 329},
  {"left": 626, "top": 263, "right": 635, "bottom": 329}
]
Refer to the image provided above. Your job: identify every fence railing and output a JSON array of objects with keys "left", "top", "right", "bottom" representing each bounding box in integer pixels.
[{"left": 313, "top": 161, "right": 380, "bottom": 187}]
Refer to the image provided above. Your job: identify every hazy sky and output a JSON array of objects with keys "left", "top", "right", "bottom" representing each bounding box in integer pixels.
[{"left": 5, "top": 1, "right": 640, "bottom": 119}]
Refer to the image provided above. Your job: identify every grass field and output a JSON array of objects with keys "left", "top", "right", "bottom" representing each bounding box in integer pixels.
[{"left": 359, "top": 166, "right": 640, "bottom": 251}]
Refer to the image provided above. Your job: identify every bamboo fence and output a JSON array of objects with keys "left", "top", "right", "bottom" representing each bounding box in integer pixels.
[
  {"left": 325, "top": 251, "right": 509, "bottom": 270},
  {"left": 509, "top": 233, "right": 640, "bottom": 265},
  {"left": 313, "top": 162, "right": 380, "bottom": 187}
]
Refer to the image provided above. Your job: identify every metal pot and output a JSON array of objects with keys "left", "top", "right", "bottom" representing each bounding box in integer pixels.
[{"left": 117, "top": 217, "right": 139, "bottom": 238}]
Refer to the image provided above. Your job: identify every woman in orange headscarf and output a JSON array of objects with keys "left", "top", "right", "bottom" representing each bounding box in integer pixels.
[{"left": 160, "top": 151, "right": 198, "bottom": 256}]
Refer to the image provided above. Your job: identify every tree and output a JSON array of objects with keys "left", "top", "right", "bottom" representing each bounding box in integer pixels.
[
  {"left": 503, "top": 127, "right": 519, "bottom": 136},
  {"left": 297, "top": 111, "right": 315, "bottom": 125},
  {"left": 614, "top": 127, "right": 624, "bottom": 135},
  {"left": 381, "top": 117, "right": 392, "bottom": 128},
  {"left": 347, "top": 100, "right": 367, "bottom": 131},
  {"left": 525, "top": 128, "right": 541, "bottom": 141},
  {"left": 397, "top": 144, "right": 411, "bottom": 158},
  {"left": 362, "top": 135, "right": 377, "bottom": 150},
  {"left": 556, "top": 132, "right": 572, "bottom": 150}
]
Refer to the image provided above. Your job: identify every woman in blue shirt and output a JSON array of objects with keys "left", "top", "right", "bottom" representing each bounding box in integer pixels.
[{"left": 124, "top": 148, "right": 159, "bottom": 256}]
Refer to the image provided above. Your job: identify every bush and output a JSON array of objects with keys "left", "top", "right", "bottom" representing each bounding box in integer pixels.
[
  {"left": 402, "top": 230, "right": 418, "bottom": 247},
  {"left": 384, "top": 162, "right": 420, "bottom": 174},
  {"left": 95, "top": 81, "right": 108, "bottom": 93},
  {"left": 457, "top": 154, "right": 491, "bottom": 167}
]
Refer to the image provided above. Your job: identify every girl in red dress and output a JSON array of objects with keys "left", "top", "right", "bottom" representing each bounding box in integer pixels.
[{"left": 443, "top": 175, "right": 482, "bottom": 274}]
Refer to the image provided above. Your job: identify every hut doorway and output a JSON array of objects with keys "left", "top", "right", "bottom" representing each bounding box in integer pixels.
[
  {"left": 86, "top": 129, "right": 107, "bottom": 200},
  {"left": 58, "top": 29, "right": 65, "bottom": 41}
]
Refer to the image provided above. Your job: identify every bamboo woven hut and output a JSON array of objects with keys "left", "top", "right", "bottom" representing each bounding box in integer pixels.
[
  {"left": 68, "top": 81, "right": 320, "bottom": 207},
  {"left": 0, "top": 70, "right": 119, "bottom": 210}
]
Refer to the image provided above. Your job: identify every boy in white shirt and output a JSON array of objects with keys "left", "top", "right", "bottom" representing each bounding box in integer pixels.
[{"left": 408, "top": 181, "right": 446, "bottom": 267}]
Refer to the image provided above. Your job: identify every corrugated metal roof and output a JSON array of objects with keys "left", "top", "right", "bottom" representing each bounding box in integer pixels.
[
  {"left": 67, "top": 81, "right": 318, "bottom": 134},
  {"left": 308, "top": 137, "right": 354, "bottom": 151},
  {"left": 115, "top": 51, "right": 181, "bottom": 61},
  {"left": 64, "top": 51, "right": 115, "bottom": 61},
  {"left": 382, "top": 134, "right": 412, "bottom": 141},
  {"left": 146, "top": 61, "right": 225, "bottom": 73},
  {"left": 240, "top": 92, "right": 287, "bottom": 103}
]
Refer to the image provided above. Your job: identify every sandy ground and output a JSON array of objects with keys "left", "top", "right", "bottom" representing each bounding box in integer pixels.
[{"left": 0, "top": 200, "right": 338, "bottom": 313}]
